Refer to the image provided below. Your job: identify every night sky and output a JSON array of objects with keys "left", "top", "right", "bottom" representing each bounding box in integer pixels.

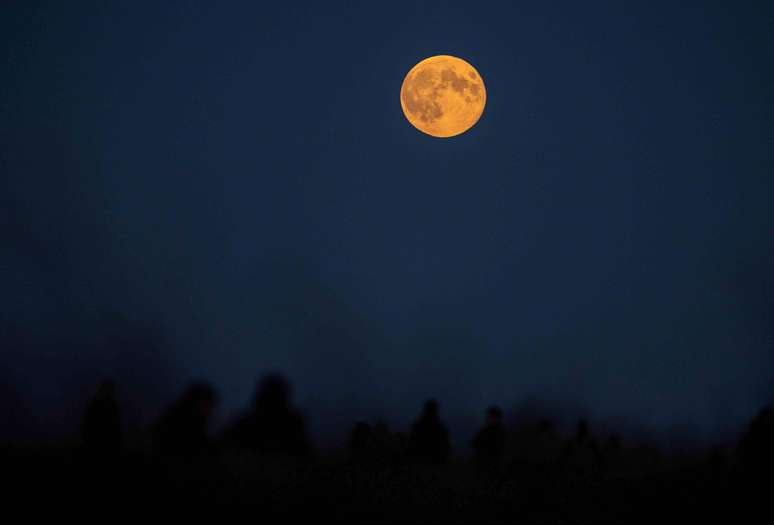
[{"left": 2, "top": 1, "right": 773, "bottom": 448}]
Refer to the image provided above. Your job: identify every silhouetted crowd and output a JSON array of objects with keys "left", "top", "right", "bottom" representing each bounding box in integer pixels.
[
  {"left": 78, "top": 373, "right": 774, "bottom": 485},
  {"left": 3, "top": 372, "right": 772, "bottom": 520}
]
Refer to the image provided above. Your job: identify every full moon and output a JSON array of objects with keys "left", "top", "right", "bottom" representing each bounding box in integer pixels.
[{"left": 400, "top": 55, "right": 486, "bottom": 138}]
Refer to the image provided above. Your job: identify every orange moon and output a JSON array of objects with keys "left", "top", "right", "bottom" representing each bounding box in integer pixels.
[{"left": 400, "top": 55, "right": 486, "bottom": 138}]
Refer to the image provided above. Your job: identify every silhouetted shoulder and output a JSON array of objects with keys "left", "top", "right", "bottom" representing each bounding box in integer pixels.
[{"left": 153, "top": 382, "right": 218, "bottom": 457}]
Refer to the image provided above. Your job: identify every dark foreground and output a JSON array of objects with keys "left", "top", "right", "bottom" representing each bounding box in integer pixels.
[{"left": 2, "top": 444, "right": 766, "bottom": 523}]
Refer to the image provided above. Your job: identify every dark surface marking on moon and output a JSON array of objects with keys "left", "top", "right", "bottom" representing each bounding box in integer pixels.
[
  {"left": 402, "top": 69, "right": 443, "bottom": 124},
  {"left": 403, "top": 63, "right": 483, "bottom": 126},
  {"left": 441, "top": 68, "right": 471, "bottom": 94},
  {"left": 402, "top": 59, "right": 484, "bottom": 132}
]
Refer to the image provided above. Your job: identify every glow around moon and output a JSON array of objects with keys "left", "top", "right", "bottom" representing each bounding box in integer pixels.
[{"left": 400, "top": 55, "right": 486, "bottom": 138}]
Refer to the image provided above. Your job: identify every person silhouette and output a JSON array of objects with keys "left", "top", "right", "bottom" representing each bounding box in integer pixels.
[
  {"left": 472, "top": 406, "right": 506, "bottom": 468},
  {"left": 81, "top": 379, "right": 122, "bottom": 459},
  {"left": 372, "top": 420, "right": 402, "bottom": 465},
  {"left": 224, "top": 374, "right": 312, "bottom": 458},
  {"left": 533, "top": 418, "right": 561, "bottom": 466},
  {"left": 409, "top": 399, "right": 451, "bottom": 466},
  {"left": 349, "top": 421, "right": 374, "bottom": 461},
  {"left": 153, "top": 382, "right": 217, "bottom": 457},
  {"left": 601, "top": 433, "right": 624, "bottom": 475},
  {"left": 738, "top": 405, "right": 774, "bottom": 481},
  {"left": 562, "top": 418, "right": 602, "bottom": 476}
]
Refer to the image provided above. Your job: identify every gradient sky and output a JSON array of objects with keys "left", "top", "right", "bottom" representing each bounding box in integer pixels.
[{"left": 2, "top": 1, "right": 773, "bottom": 448}]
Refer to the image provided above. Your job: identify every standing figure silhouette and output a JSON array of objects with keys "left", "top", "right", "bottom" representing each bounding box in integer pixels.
[{"left": 409, "top": 399, "right": 451, "bottom": 466}]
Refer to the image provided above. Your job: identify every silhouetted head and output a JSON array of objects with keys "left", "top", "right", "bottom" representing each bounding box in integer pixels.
[
  {"left": 422, "top": 399, "right": 439, "bottom": 419},
  {"left": 353, "top": 421, "right": 371, "bottom": 434},
  {"left": 486, "top": 405, "right": 503, "bottom": 425},
  {"left": 373, "top": 420, "right": 390, "bottom": 435},
  {"left": 184, "top": 382, "right": 217, "bottom": 419},
  {"left": 748, "top": 405, "right": 774, "bottom": 437},
  {"left": 757, "top": 405, "right": 774, "bottom": 422},
  {"left": 350, "top": 421, "right": 373, "bottom": 452},
  {"left": 538, "top": 418, "right": 554, "bottom": 434},
  {"left": 576, "top": 419, "right": 589, "bottom": 440},
  {"left": 255, "top": 373, "right": 292, "bottom": 410},
  {"left": 96, "top": 379, "right": 116, "bottom": 400}
]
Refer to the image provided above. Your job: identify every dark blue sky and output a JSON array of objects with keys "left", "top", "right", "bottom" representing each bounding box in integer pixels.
[{"left": 2, "top": 1, "right": 773, "bottom": 447}]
